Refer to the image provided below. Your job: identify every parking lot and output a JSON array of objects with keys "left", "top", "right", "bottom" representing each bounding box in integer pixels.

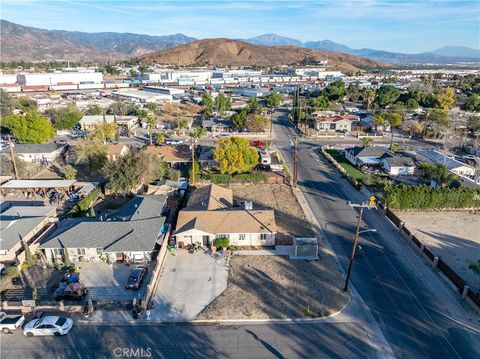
[
  {"left": 151, "top": 249, "right": 228, "bottom": 321},
  {"left": 78, "top": 262, "right": 153, "bottom": 301}
]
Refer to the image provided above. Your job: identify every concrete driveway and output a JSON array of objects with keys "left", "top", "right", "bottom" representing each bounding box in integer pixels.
[
  {"left": 151, "top": 249, "right": 228, "bottom": 321},
  {"left": 78, "top": 262, "right": 152, "bottom": 301}
]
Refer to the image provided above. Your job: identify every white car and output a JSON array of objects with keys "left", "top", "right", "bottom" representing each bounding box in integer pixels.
[{"left": 23, "top": 316, "right": 73, "bottom": 337}]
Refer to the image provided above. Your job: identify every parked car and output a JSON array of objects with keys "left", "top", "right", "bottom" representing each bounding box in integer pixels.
[
  {"left": 23, "top": 316, "right": 73, "bottom": 337},
  {"left": 0, "top": 264, "right": 5, "bottom": 276},
  {"left": 165, "top": 138, "right": 184, "bottom": 145},
  {"left": 125, "top": 267, "right": 148, "bottom": 290},
  {"left": 0, "top": 311, "right": 25, "bottom": 334},
  {"left": 53, "top": 282, "right": 88, "bottom": 301}
]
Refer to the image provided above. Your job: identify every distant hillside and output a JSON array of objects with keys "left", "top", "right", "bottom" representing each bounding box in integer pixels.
[
  {"left": 139, "top": 38, "right": 388, "bottom": 71},
  {"left": 424, "top": 46, "right": 480, "bottom": 59},
  {"left": 247, "top": 33, "right": 303, "bottom": 47},
  {"left": 0, "top": 20, "right": 195, "bottom": 62}
]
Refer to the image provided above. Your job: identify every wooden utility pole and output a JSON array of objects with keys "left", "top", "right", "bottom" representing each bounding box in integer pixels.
[
  {"left": 191, "top": 139, "right": 196, "bottom": 186},
  {"left": 8, "top": 136, "right": 19, "bottom": 180},
  {"left": 293, "top": 136, "right": 298, "bottom": 187},
  {"left": 343, "top": 197, "right": 376, "bottom": 292}
]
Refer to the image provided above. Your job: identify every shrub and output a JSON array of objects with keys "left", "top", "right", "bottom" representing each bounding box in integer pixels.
[
  {"left": 4, "top": 267, "right": 19, "bottom": 278},
  {"left": 20, "top": 262, "right": 30, "bottom": 270},
  {"left": 384, "top": 184, "right": 480, "bottom": 209},
  {"left": 214, "top": 237, "right": 230, "bottom": 249},
  {"left": 70, "top": 187, "right": 101, "bottom": 216},
  {"left": 200, "top": 172, "right": 267, "bottom": 184}
]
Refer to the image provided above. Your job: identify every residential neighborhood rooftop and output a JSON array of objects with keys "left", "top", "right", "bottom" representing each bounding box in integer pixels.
[
  {"left": 0, "top": 143, "right": 66, "bottom": 154},
  {"left": 185, "top": 183, "right": 233, "bottom": 211},
  {"left": 0, "top": 179, "right": 77, "bottom": 189}
]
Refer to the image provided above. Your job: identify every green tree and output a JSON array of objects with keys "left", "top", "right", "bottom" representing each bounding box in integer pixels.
[
  {"left": 108, "top": 102, "right": 135, "bottom": 116},
  {"left": 85, "top": 105, "right": 103, "bottom": 115},
  {"left": 435, "top": 87, "right": 456, "bottom": 110},
  {"left": 145, "top": 102, "right": 159, "bottom": 113},
  {"left": 231, "top": 109, "right": 248, "bottom": 131},
  {"left": 145, "top": 113, "right": 157, "bottom": 145},
  {"left": 420, "top": 164, "right": 458, "bottom": 188},
  {"left": 372, "top": 114, "right": 385, "bottom": 130},
  {"left": 386, "top": 112, "right": 403, "bottom": 145},
  {"left": 363, "top": 88, "right": 376, "bottom": 111},
  {"left": 346, "top": 82, "right": 361, "bottom": 102},
  {"left": 103, "top": 152, "right": 143, "bottom": 194},
  {"left": 61, "top": 164, "right": 77, "bottom": 180},
  {"left": 16, "top": 97, "right": 37, "bottom": 112},
  {"left": 91, "top": 119, "right": 118, "bottom": 144},
  {"left": 1, "top": 111, "right": 55, "bottom": 143},
  {"left": 376, "top": 85, "right": 401, "bottom": 108},
  {"left": 22, "top": 238, "right": 33, "bottom": 266},
  {"left": 75, "top": 137, "right": 107, "bottom": 171},
  {"left": 0, "top": 89, "right": 14, "bottom": 115},
  {"left": 200, "top": 93, "right": 214, "bottom": 118},
  {"left": 467, "top": 116, "right": 480, "bottom": 135},
  {"left": 389, "top": 143, "right": 400, "bottom": 152},
  {"left": 63, "top": 246, "right": 71, "bottom": 268},
  {"left": 324, "top": 81, "right": 346, "bottom": 101},
  {"left": 45, "top": 104, "right": 83, "bottom": 130},
  {"left": 189, "top": 127, "right": 206, "bottom": 184},
  {"left": 247, "top": 96, "right": 262, "bottom": 114},
  {"left": 265, "top": 91, "right": 282, "bottom": 107},
  {"left": 309, "top": 95, "right": 330, "bottom": 112},
  {"left": 245, "top": 114, "right": 270, "bottom": 132},
  {"left": 156, "top": 131, "right": 165, "bottom": 144},
  {"left": 214, "top": 137, "right": 259, "bottom": 174},
  {"left": 214, "top": 93, "right": 232, "bottom": 114},
  {"left": 429, "top": 109, "right": 450, "bottom": 139},
  {"left": 464, "top": 94, "right": 480, "bottom": 112},
  {"left": 361, "top": 137, "right": 372, "bottom": 147}
]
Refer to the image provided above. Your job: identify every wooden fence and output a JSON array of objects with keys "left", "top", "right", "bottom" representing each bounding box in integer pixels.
[{"left": 379, "top": 201, "right": 480, "bottom": 309}]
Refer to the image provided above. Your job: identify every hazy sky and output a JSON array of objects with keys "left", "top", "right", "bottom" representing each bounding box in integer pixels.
[{"left": 2, "top": 0, "right": 479, "bottom": 53}]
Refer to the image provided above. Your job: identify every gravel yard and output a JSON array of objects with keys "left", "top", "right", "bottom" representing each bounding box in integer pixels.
[
  {"left": 397, "top": 211, "right": 480, "bottom": 292},
  {"left": 197, "top": 255, "right": 350, "bottom": 320},
  {"left": 229, "top": 184, "right": 316, "bottom": 245}
]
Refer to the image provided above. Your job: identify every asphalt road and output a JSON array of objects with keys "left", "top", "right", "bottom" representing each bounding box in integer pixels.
[
  {"left": 0, "top": 321, "right": 378, "bottom": 359},
  {"left": 271, "top": 109, "right": 480, "bottom": 359}
]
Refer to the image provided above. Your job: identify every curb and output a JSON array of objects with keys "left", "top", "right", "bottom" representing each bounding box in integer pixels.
[{"left": 75, "top": 295, "right": 352, "bottom": 327}]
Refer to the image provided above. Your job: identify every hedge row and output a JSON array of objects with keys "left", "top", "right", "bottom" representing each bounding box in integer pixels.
[
  {"left": 384, "top": 184, "right": 480, "bottom": 209},
  {"left": 70, "top": 187, "right": 101, "bottom": 216},
  {"left": 201, "top": 172, "right": 267, "bottom": 184}
]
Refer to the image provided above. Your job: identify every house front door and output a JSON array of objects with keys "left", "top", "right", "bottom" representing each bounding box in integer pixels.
[{"left": 202, "top": 236, "right": 210, "bottom": 246}]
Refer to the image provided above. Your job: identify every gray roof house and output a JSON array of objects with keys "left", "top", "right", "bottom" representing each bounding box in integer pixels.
[
  {"left": 344, "top": 146, "right": 393, "bottom": 167},
  {"left": 0, "top": 205, "right": 56, "bottom": 263},
  {"left": 40, "top": 195, "right": 167, "bottom": 264},
  {"left": 381, "top": 156, "right": 416, "bottom": 176},
  {"left": 0, "top": 143, "right": 67, "bottom": 163}
]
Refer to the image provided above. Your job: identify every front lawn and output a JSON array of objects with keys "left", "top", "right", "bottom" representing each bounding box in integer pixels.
[{"left": 325, "top": 149, "right": 366, "bottom": 181}]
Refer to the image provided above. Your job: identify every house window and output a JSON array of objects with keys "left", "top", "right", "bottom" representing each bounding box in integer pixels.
[
  {"left": 260, "top": 234, "right": 268, "bottom": 241},
  {"left": 53, "top": 248, "right": 63, "bottom": 256},
  {"left": 216, "top": 234, "right": 230, "bottom": 240},
  {"left": 96, "top": 248, "right": 103, "bottom": 256},
  {"left": 239, "top": 234, "right": 245, "bottom": 241},
  {"left": 76, "top": 248, "right": 86, "bottom": 256}
]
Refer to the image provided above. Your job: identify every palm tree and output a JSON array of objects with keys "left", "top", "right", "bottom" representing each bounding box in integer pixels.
[
  {"left": 189, "top": 127, "right": 206, "bottom": 185},
  {"left": 363, "top": 88, "right": 376, "bottom": 111},
  {"left": 145, "top": 113, "right": 157, "bottom": 145},
  {"left": 361, "top": 137, "right": 372, "bottom": 147}
]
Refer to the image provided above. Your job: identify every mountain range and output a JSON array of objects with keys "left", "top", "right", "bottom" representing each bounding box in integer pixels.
[
  {"left": 1, "top": 19, "right": 478, "bottom": 64},
  {"left": 138, "top": 38, "right": 387, "bottom": 71}
]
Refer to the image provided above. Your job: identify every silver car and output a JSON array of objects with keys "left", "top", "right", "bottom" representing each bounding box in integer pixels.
[{"left": 23, "top": 316, "right": 73, "bottom": 337}]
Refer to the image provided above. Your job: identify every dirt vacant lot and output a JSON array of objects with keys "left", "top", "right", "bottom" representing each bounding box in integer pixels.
[
  {"left": 229, "top": 184, "right": 316, "bottom": 244},
  {"left": 197, "top": 255, "right": 350, "bottom": 320},
  {"left": 398, "top": 211, "right": 480, "bottom": 292}
]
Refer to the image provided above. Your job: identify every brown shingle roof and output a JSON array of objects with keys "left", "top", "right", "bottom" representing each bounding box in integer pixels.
[
  {"left": 145, "top": 145, "right": 190, "bottom": 163},
  {"left": 185, "top": 184, "right": 233, "bottom": 211},
  {"left": 175, "top": 209, "right": 276, "bottom": 235}
]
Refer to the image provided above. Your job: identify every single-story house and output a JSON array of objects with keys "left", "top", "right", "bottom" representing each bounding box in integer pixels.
[
  {"left": 381, "top": 156, "right": 416, "bottom": 176},
  {"left": 1, "top": 143, "right": 67, "bottom": 163},
  {"left": 416, "top": 150, "right": 475, "bottom": 177},
  {"left": 344, "top": 146, "right": 393, "bottom": 167},
  {"left": 79, "top": 115, "right": 138, "bottom": 131},
  {"left": 144, "top": 145, "right": 191, "bottom": 167},
  {"left": 106, "top": 143, "right": 130, "bottom": 162},
  {"left": 0, "top": 205, "right": 57, "bottom": 264},
  {"left": 174, "top": 184, "right": 276, "bottom": 247},
  {"left": 40, "top": 195, "right": 168, "bottom": 264},
  {"left": 202, "top": 118, "right": 233, "bottom": 136},
  {"left": 314, "top": 115, "right": 357, "bottom": 132}
]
